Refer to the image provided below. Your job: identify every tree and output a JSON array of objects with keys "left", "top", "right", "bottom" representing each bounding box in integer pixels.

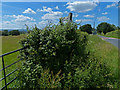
[
  {"left": 111, "top": 24, "right": 117, "bottom": 30},
  {"left": 2, "top": 30, "right": 9, "bottom": 36},
  {"left": 97, "top": 22, "right": 115, "bottom": 34},
  {"left": 79, "top": 24, "right": 92, "bottom": 34},
  {"left": 9, "top": 30, "right": 20, "bottom": 36}
]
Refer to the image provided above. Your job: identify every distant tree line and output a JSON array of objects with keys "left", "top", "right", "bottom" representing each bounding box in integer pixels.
[
  {"left": 0, "top": 30, "right": 27, "bottom": 36},
  {"left": 79, "top": 22, "right": 118, "bottom": 35}
]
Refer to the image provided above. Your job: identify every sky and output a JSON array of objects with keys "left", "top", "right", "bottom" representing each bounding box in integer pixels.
[{"left": 0, "top": 0, "right": 119, "bottom": 29}]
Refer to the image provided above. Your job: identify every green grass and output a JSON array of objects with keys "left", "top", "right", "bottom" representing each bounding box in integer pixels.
[
  {"left": 0, "top": 34, "right": 26, "bottom": 88},
  {"left": 98, "top": 30, "right": 120, "bottom": 39},
  {"left": 86, "top": 35, "right": 119, "bottom": 79},
  {"left": 105, "top": 30, "right": 120, "bottom": 39}
]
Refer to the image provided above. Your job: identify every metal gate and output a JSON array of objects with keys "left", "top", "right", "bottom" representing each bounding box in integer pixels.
[{"left": 0, "top": 46, "right": 27, "bottom": 90}]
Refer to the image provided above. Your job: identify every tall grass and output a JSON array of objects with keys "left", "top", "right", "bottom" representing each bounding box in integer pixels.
[{"left": 86, "top": 35, "right": 119, "bottom": 80}]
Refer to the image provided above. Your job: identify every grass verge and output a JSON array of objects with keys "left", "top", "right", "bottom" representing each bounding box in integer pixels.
[{"left": 86, "top": 35, "right": 119, "bottom": 85}]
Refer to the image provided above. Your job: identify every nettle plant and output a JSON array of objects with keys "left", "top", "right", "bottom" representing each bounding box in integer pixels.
[{"left": 18, "top": 21, "right": 89, "bottom": 88}]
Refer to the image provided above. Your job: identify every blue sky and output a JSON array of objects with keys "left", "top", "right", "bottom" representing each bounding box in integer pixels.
[{"left": 0, "top": 1, "right": 119, "bottom": 29}]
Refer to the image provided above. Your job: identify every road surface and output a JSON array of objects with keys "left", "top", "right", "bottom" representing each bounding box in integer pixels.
[{"left": 98, "top": 35, "right": 120, "bottom": 48}]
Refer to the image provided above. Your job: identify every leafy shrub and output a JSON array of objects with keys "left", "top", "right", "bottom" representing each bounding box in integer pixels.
[
  {"left": 18, "top": 21, "right": 88, "bottom": 88},
  {"left": 17, "top": 20, "right": 117, "bottom": 89},
  {"left": 18, "top": 65, "right": 64, "bottom": 88},
  {"left": 63, "top": 58, "right": 118, "bottom": 89},
  {"left": 38, "top": 69, "right": 64, "bottom": 88}
]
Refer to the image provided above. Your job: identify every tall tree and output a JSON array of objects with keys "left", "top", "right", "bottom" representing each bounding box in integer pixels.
[
  {"left": 97, "top": 22, "right": 115, "bottom": 34},
  {"left": 79, "top": 24, "right": 92, "bottom": 34}
]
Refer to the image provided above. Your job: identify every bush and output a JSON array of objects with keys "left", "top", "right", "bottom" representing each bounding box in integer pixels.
[
  {"left": 18, "top": 65, "right": 64, "bottom": 88},
  {"left": 72, "top": 60, "right": 116, "bottom": 88},
  {"left": 18, "top": 21, "right": 117, "bottom": 88},
  {"left": 63, "top": 57, "right": 118, "bottom": 88},
  {"left": 18, "top": 21, "right": 88, "bottom": 88}
]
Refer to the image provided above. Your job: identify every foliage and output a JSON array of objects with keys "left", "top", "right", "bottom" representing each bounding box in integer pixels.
[
  {"left": 17, "top": 20, "right": 118, "bottom": 88},
  {"left": 18, "top": 65, "right": 64, "bottom": 88},
  {"left": 2, "top": 30, "right": 9, "bottom": 36},
  {"left": 9, "top": 30, "right": 20, "bottom": 36},
  {"left": 105, "top": 30, "right": 120, "bottom": 39},
  {"left": 72, "top": 59, "right": 116, "bottom": 88},
  {"left": 38, "top": 69, "right": 64, "bottom": 88},
  {"left": 79, "top": 24, "right": 92, "bottom": 34},
  {"left": 20, "top": 30, "right": 27, "bottom": 34},
  {"left": 111, "top": 24, "right": 118, "bottom": 30},
  {"left": 97, "top": 22, "right": 115, "bottom": 34},
  {"left": 85, "top": 35, "right": 119, "bottom": 88},
  {"left": 18, "top": 21, "right": 88, "bottom": 88}
]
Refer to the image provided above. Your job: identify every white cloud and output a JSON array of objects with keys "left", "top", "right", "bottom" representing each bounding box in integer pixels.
[
  {"left": 39, "top": 20, "right": 48, "bottom": 25},
  {"left": 84, "top": 15, "right": 94, "bottom": 18},
  {"left": 23, "top": 8, "right": 36, "bottom": 14},
  {"left": 2, "top": 21, "right": 11, "bottom": 24},
  {"left": 106, "top": 2, "right": 117, "bottom": 8},
  {"left": 37, "top": 6, "right": 53, "bottom": 13},
  {"left": 5, "top": 15, "right": 35, "bottom": 22},
  {"left": 73, "top": 13, "right": 78, "bottom": 17},
  {"left": 55, "top": 6, "right": 59, "bottom": 10},
  {"left": 102, "top": 12, "right": 108, "bottom": 15},
  {"left": 64, "top": 11, "right": 69, "bottom": 14},
  {"left": 2, "top": 20, "right": 37, "bottom": 29},
  {"left": 42, "top": 11, "right": 63, "bottom": 20},
  {"left": 93, "top": 0, "right": 99, "bottom": 3},
  {"left": 66, "top": 1, "right": 97, "bottom": 13},
  {"left": 75, "top": 19, "right": 92, "bottom": 22},
  {"left": 97, "top": 16, "right": 110, "bottom": 21}
]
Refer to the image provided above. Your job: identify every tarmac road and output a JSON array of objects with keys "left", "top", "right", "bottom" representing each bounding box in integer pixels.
[{"left": 97, "top": 35, "right": 120, "bottom": 48}]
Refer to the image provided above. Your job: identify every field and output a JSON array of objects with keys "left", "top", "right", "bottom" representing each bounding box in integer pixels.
[
  {"left": 0, "top": 35, "right": 26, "bottom": 88},
  {"left": 0, "top": 34, "right": 119, "bottom": 88}
]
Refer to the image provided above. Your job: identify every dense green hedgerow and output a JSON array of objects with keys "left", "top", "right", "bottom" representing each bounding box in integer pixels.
[
  {"left": 17, "top": 21, "right": 118, "bottom": 88},
  {"left": 18, "top": 21, "right": 88, "bottom": 88}
]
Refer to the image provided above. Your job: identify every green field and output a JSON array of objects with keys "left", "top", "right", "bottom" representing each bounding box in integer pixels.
[
  {"left": 0, "top": 35, "right": 26, "bottom": 88},
  {"left": 0, "top": 34, "right": 119, "bottom": 88}
]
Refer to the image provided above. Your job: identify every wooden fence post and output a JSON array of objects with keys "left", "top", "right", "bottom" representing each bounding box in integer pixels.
[{"left": 68, "top": 13, "right": 72, "bottom": 22}]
